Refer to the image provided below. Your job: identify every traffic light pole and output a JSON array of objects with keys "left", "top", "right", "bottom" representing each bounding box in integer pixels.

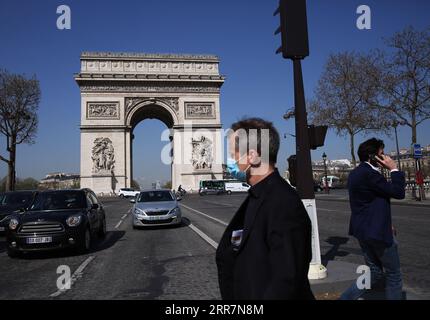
[
  {"left": 293, "top": 59, "right": 315, "bottom": 200},
  {"left": 293, "top": 58, "right": 327, "bottom": 279}
]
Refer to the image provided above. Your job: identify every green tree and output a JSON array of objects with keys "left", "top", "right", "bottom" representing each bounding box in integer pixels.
[
  {"left": 162, "top": 181, "right": 172, "bottom": 189},
  {"left": 131, "top": 179, "right": 140, "bottom": 190},
  {"left": 16, "top": 177, "right": 39, "bottom": 190}
]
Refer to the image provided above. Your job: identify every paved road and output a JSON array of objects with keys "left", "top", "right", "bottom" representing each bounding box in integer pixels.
[{"left": 0, "top": 193, "right": 428, "bottom": 299}]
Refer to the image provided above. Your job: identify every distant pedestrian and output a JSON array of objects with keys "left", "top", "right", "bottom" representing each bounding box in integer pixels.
[
  {"left": 216, "top": 117, "right": 315, "bottom": 300},
  {"left": 340, "top": 138, "right": 406, "bottom": 300}
]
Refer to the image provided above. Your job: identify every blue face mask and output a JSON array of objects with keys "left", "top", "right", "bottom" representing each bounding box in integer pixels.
[{"left": 226, "top": 156, "right": 248, "bottom": 182}]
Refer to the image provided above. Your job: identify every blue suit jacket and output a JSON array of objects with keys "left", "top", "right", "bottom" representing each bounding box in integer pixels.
[{"left": 348, "top": 162, "right": 405, "bottom": 246}]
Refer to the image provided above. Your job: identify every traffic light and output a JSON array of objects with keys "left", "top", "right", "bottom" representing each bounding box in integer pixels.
[
  {"left": 308, "top": 125, "right": 328, "bottom": 150},
  {"left": 287, "top": 155, "right": 297, "bottom": 187},
  {"left": 274, "top": 0, "right": 309, "bottom": 59}
]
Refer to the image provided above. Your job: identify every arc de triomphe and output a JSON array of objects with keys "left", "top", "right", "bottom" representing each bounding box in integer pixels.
[{"left": 75, "top": 52, "right": 225, "bottom": 194}]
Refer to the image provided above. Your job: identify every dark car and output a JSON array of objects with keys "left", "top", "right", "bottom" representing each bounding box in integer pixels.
[
  {"left": 0, "top": 191, "right": 36, "bottom": 234},
  {"left": 314, "top": 181, "right": 323, "bottom": 192},
  {"left": 5, "top": 189, "right": 106, "bottom": 258}
]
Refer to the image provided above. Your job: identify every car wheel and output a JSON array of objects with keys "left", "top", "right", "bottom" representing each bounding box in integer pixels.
[
  {"left": 119, "top": 194, "right": 124, "bottom": 198},
  {"left": 7, "top": 247, "right": 20, "bottom": 259},
  {"left": 227, "top": 190, "right": 232, "bottom": 195},
  {"left": 98, "top": 216, "right": 106, "bottom": 239},
  {"left": 77, "top": 227, "right": 92, "bottom": 253}
]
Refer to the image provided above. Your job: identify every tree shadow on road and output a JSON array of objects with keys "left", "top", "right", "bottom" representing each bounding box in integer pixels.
[
  {"left": 321, "top": 236, "right": 350, "bottom": 266},
  {"left": 0, "top": 237, "right": 6, "bottom": 254}
]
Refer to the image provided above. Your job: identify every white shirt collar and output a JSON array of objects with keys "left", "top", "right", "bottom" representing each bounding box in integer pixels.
[{"left": 365, "top": 161, "right": 381, "bottom": 173}]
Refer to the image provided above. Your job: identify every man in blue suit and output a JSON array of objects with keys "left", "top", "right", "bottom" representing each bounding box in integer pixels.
[{"left": 340, "top": 138, "right": 405, "bottom": 300}]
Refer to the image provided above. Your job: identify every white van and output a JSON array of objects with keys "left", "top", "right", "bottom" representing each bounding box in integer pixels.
[
  {"left": 224, "top": 181, "right": 250, "bottom": 194},
  {"left": 321, "top": 176, "right": 340, "bottom": 188}
]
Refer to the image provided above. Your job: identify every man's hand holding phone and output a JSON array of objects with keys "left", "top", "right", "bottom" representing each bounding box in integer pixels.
[{"left": 375, "top": 154, "right": 398, "bottom": 171}]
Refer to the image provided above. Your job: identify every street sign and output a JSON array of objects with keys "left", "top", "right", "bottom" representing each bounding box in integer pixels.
[{"left": 413, "top": 144, "right": 422, "bottom": 159}]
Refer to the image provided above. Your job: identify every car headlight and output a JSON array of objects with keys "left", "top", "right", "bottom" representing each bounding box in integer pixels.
[
  {"left": 170, "top": 207, "right": 181, "bottom": 215},
  {"left": 66, "top": 215, "right": 82, "bottom": 227},
  {"left": 9, "top": 218, "right": 19, "bottom": 230},
  {"left": 134, "top": 208, "right": 145, "bottom": 217}
]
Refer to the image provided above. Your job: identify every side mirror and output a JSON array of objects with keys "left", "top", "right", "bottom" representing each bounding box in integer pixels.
[
  {"left": 91, "top": 204, "right": 99, "bottom": 210},
  {"left": 130, "top": 199, "right": 136, "bottom": 203}
]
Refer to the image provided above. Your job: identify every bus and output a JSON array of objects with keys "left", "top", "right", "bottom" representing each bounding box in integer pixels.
[
  {"left": 199, "top": 179, "right": 251, "bottom": 195},
  {"left": 199, "top": 180, "right": 226, "bottom": 196}
]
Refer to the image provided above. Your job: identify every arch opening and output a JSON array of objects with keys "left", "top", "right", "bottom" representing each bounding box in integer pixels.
[{"left": 129, "top": 103, "right": 174, "bottom": 190}]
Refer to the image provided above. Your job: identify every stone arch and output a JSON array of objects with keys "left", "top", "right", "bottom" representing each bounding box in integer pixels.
[
  {"left": 126, "top": 99, "right": 179, "bottom": 129},
  {"left": 76, "top": 52, "right": 225, "bottom": 194}
]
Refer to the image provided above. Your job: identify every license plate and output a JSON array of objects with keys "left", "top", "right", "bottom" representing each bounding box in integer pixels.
[
  {"left": 145, "top": 216, "right": 165, "bottom": 221},
  {"left": 26, "top": 237, "right": 52, "bottom": 244}
]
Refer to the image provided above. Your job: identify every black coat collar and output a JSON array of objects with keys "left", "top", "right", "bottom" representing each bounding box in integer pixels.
[
  {"left": 248, "top": 168, "right": 279, "bottom": 198},
  {"left": 237, "top": 168, "right": 280, "bottom": 252}
]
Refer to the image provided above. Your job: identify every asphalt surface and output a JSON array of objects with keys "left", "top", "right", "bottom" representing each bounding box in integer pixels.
[{"left": 0, "top": 192, "right": 429, "bottom": 300}]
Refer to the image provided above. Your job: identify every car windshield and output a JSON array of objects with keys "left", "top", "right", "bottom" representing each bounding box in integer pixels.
[
  {"left": 137, "top": 191, "right": 173, "bottom": 202},
  {"left": 29, "top": 191, "right": 86, "bottom": 211},
  {"left": 0, "top": 193, "right": 34, "bottom": 207}
]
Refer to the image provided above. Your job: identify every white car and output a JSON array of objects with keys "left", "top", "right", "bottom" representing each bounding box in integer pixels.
[
  {"left": 224, "top": 181, "right": 250, "bottom": 194},
  {"left": 118, "top": 188, "right": 140, "bottom": 198}
]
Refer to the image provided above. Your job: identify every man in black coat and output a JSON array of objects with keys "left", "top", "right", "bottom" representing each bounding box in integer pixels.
[{"left": 216, "top": 117, "right": 315, "bottom": 300}]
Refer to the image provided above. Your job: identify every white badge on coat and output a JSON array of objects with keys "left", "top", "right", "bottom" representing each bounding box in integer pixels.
[{"left": 231, "top": 229, "right": 244, "bottom": 247}]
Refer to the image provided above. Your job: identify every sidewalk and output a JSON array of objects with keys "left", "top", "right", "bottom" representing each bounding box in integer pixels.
[
  {"left": 316, "top": 191, "right": 430, "bottom": 207},
  {"left": 311, "top": 260, "right": 424, "bottom": 300}
]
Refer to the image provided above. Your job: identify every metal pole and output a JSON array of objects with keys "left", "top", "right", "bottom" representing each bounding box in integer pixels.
[
  {"left": 394, "top": 125, "right": 401, "bottom": 170},
  {"left": 324, "top": 159, "right": 329, "bottom": 194},
  {"left": 293, "top": 59, "right": 314, "bottom": 200},
  {"left": 292, "top": 58, "right": 326, "bottom": 279},
  {"left": 414, "top": 159, "right": 420, "bottom": 201}
]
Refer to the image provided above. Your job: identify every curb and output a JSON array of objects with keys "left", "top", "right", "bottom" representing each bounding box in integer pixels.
[
  {"left": 315, "top": 196, "right": 430, "bottom": 208},
  {"left": 310, "top": 261, "right": 359, "bottom": 296}
]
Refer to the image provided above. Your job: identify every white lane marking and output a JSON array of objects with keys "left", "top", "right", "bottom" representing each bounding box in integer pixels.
[
  {"left": 180, "top": 204, "right": 228, "bottom": 226},
  {"left": 187, "top": 223, "right": 218, "bottom": 249},
  {"left": 317, "top": 208, "right": 339, "bottom": 212},
  {"left": 115, "top": 212, "right": 130, "bottom": 229},
  {"left": 202, "top": 199, "right": 236, "bottom": 207},
  {"left": 49, "top": 256, "right": 95, "bottom": 298}
]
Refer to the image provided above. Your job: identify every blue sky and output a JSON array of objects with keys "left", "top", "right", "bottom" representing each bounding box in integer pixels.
[{"left": 0, "top": 0, "right": 429, "bottom": 188}]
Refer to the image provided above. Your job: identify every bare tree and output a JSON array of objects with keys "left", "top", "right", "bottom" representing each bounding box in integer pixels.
[
  {"left": 309, "top": 52, "right": 391, "bottom": 167},
  {"left": 374, "top": 26, "right": 430, "bottom": 145},
  {"left": 0, "top": 69, "right": 40, "bottom": 191}
]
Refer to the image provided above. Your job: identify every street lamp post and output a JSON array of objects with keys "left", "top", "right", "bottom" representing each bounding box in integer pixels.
[{"left": 322, "top": 152, "right": 329, "bottom": 194}]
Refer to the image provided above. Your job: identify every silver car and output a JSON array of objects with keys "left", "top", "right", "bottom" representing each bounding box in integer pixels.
[{"left": 131, "top": 189, "right": 182, "bottom": 228}]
